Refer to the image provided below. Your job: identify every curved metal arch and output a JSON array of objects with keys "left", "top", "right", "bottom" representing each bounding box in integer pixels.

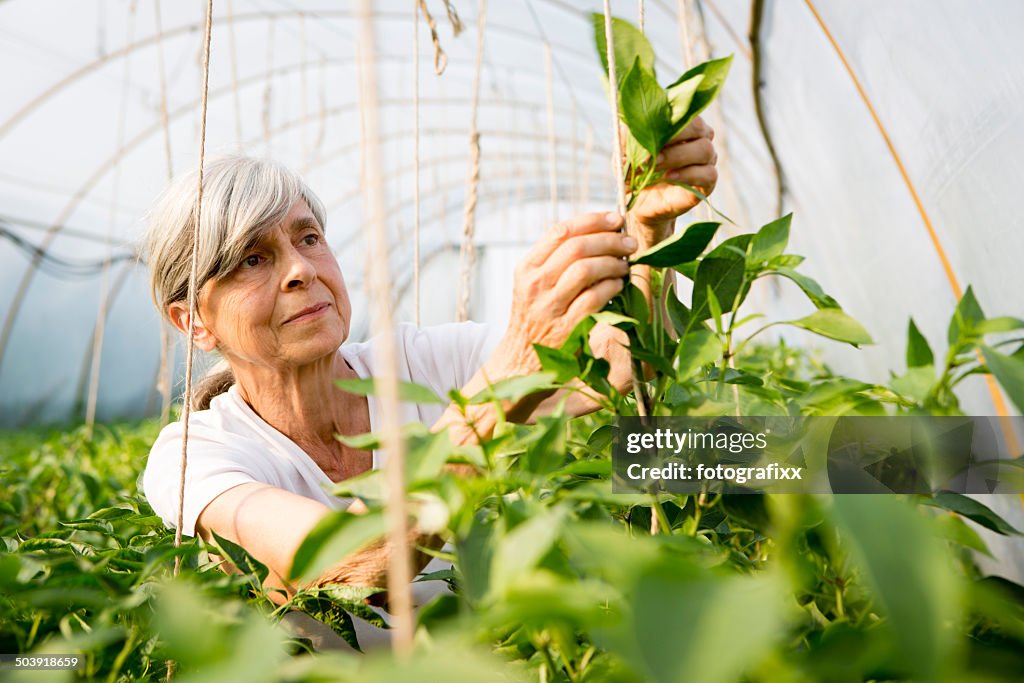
[
  {"left": 0, "top": 6, "right": 609, "bottom": 141},
  {"left": 321, "top": 147, "right": 608, "bottom": 216},
  {"left": 0, "top": 58, "right": 597, "bottom": 372}
]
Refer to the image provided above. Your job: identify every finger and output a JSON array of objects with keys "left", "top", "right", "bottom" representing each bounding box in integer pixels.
[
  {"left": 667, "top": 115, "right": 713, "bottom": 144},
  {"left": 551, "top": 256, "right": 631, "bottom": 311},
  {"left": 544, "top": 231, "right": 638, "bottom": 281},
  {"left": 655, "top": 137, "right": 716, "bottom": 171},
  {"left": 659, "top": 163, "right": 718, "bottom": 193},
  {"left": 564, "top": 277, "right": 626, "bottom": 324},
  {"left": 523, "top": 211, "right": 624, "bottom": 268}
]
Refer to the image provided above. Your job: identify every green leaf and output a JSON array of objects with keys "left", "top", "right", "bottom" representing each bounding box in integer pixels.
[
  {"left": 675, "top": 328, "right": 722, "bottom": 379},
  {"left": 924, "top": 492, "right": 1020, "bottom": 536},
  {"left": 706, "top": 232, "right": 752, "bottom": 260},
  {"left": 592, "top": 310, "right": 640, "bottom": 329},
  {"left": 789, "top": 308, "right": 874, "bottom": 347},
  {"left": 748, "top": 213, "right": 792, "bottom": 266},
  {"left": 467, "top": 372, "right": 558, "bottom": 404},
  {"left": 691, "top": 254, "right": 745, "bottom": 321},
  {"left": 456, "top": 512, "right": 499, "bottom": 604},
  {"left": 288, "top": 591, "right": 362, "bottom": 651},
  {"left": 533, "top": 344, "right": 579, "bottom": 383},
  {"left": 982, "top": 345, "right": 1024, "bottom": 414},
  {"left": 622, "top": 127, "right": 652, "bottom": 168},
  {"left": 667, "top": 74, "right": 703, "bottom": 123},
  {"left": 666, "top": 55, "right": 734, "bottom": 135},
  {"left": 907, "top": 318, "right": 935, "bottom": 368},
  {"left": 706, "top": 285, "right": 723, "bottom": 334},
  {"left": 335, "top": 377, "right": 445, "bottom": 404},
  {"left": 210, "top": 531, "right": 269, "bottom": 590},
  {"left": 620, "top": 57, "right": 672, "bottom": 156},
  {"left": 290, "top": 509, "right": 388, "bottom": 580},
  {"left": 933, "top": 513, "right": 992, "bottom": 557},
  {"left": 666, "top": 286, "right": 692, "bottom": 335},
  {"left": 890, "top": 366, "right": 935, "bottom": 404},
  {"left": 773, "top": 267, "right": 839, "bottom": 309},
  {"left": 830, "top": 495, "right": 963, "bottom": 681},
  {"left": 975, "top": 316, "right": 1024, "bottom": 335},
  {"left": 947, "top": 285, "right": 985, "bottom": 346},
  {"left": 631, "top": 221, "right": 720, "bottom": 267},
  {"left": 592, "top": 14, "right": 655, "bottom": 88},
  {"left": 767, "top": 254, "right": 804, "bottom": 269},
  {"left": 491, "top": 508, "right": 567, "bottom": 595},
  {"left": 627, "top": 567, "right": 785, "bottom": 683}
]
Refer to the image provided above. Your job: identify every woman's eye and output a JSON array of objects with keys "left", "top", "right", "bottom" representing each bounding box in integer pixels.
[
  {"left": 241, "top": 254, "right": 263, "bottom": 268},
  {"left": 302, "top": 233, "right": 320, "bottom": 246}
]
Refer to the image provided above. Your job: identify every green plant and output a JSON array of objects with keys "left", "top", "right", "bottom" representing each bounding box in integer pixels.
[{"left": 2, "top": 15, "right": 1024, "bottom": 683}]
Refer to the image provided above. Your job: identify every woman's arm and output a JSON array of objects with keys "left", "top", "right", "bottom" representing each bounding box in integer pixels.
[
  {"left": 195, "top": 482, "right": 441, "bottom": 605},
  {"left": 194, "top": 120, "right": 719, "bottom": 601}
]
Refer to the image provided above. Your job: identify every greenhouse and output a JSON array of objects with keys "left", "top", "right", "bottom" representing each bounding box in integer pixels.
[{"left": 1, "top": 0, "right": 1023, "bottom": 680}]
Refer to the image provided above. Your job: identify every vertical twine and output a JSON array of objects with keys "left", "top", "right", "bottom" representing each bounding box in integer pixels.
[
  {"left": 570, "top": 98, "right": 579, "bottom": 215},
  {"left": 174, "top": 0, "right": 215, "bottom": 577},
  {"left": 456, "top": 0, "right": 486, "bottom": 322},
  {"left": 413, "top": 0, "right": 422, "bottom": 326},
  {"left": 154, "top": 0, "right": 175, "bottom": 426},
  {"left": 604, "top": 0, "right": 648, "bottom": 418},
  {"left": 356, "top": 0, "right": 415, "bottom": 656},
  {"left": 601, "top": 3, "right": 626, "bottom": 217},
  {"left": 638, "top": 0, "right": 646, "bottom": 33},
  {"left": 581, "top": 125, "right": 593, "bottom": 207},
  {"left": 543, "top": 43, "right": 558, "bottom": 223},
  {"left": 262, "top": 20, "right": 275, "bottom": 154},
  {"left": 416, "top": 0, "right": 449, "bottom": 75},
  {"left": 85, "top": 0, "right": 137, "bottom": 434},
  {"left": 225, "top": 0, "right": 243, "bottom": 148},
  {"left": 300, "top": 14, "right": 309, "bottom": 159}
]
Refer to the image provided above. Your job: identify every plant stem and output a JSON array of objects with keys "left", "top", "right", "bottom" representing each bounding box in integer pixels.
[{"left": 651, "top": 494, "right": 672, "bottom": 534}]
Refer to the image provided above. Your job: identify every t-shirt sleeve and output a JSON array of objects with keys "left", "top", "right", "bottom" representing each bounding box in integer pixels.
[
  {"left": 400, "top": 321, "right": 503, "bottom": 399},
  {"left": 142, "top": 420, "right": 260, "bottom": 537}
]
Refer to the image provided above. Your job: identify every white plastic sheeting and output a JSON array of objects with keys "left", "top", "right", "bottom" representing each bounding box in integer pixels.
[{"left": 0, "top": 0, "right": 1021, "bottom": 426}]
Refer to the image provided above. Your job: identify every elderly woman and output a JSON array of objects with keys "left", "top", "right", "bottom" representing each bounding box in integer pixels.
[{"left": 141, "top": 119, "right": 717, "bottom": 619}]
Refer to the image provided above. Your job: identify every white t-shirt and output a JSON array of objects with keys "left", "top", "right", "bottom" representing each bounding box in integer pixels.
[
  {"left": 142, "top": 321, "right": 501, "bottom": 650},
  {"left": 143, "top": 321, "right": 500, "bottom": 536}
]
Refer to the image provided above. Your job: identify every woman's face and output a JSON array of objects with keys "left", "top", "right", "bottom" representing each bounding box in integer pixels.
[{"left": 177, "top": 199, "right": 351, "bottom": 370}]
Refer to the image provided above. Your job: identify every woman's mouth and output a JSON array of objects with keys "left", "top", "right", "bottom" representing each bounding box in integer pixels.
[{"left": 284, "top": 302, "right": 330, "bottom": 324}]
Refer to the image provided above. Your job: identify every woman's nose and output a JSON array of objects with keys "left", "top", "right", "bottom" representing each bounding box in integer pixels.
[{"left": 281, "top": 246, "right": 316, "bottom": 290}]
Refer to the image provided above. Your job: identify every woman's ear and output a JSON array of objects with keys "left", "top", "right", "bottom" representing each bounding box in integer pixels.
[{"left": 167, "top": 302, "right": 219, "bottom": 352}]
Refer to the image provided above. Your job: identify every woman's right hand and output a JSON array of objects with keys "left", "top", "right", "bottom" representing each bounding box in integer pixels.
[{"left": 496, "top": 211, "right": 638, "bottom": 373}]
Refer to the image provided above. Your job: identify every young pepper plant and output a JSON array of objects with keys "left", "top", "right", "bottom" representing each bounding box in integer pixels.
[{"left": 593, "top": 15, "right": 733, "bottom": 210}]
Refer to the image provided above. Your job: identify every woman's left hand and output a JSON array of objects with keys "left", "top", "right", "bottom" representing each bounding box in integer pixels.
[{"left": 628, "top": 116, "right": 718, "bottom": 236}]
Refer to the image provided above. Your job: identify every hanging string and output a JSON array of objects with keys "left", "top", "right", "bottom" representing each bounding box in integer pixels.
[
  {"left": 413, "top": 0, "right": 422, "bottom": 326},
  {"left": 262, "top": 20, "right": 275, "bottom": 154},
  {"left": 174, "top": 0, "right": 215, "bottom": 577},
  {"left": 456, "top": 0, "right": 486, "bottom": 322},
  {"left": 154, "top": 0, "right": 176, "bottom": 427},
  {"left": 416, "top": 0, "right": 449, "bottom": 75},
  {"left": 603, "top": 0, "right": 648, "bottom": 418},
  {"left": 86, "top": 0, "right": 137, "bottom": 435},
  {"left": 356, "top": 0, "right": 415, "bottom": 656},
  {"left": 442, "top": 0, "right": 464, "bottom": 35},
  {"left": 543, "top": 43, "right": 558, "bottom": 223},
  {"left": 638, "top": 0, "right": 646, "bottom": 32},
  {"left": 225, "top": 0, "right": 244, "bottom": 149},
  {"left": 300, "top": 14, "right": 309, "bottom": 159}
]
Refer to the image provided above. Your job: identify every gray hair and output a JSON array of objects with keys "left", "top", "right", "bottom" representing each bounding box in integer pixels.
[
  {"left": 142, "top": 155, "right": 327, "bottom": 408},
  {"left": 144, "top": 155, "right": 327, "bottom": 320}
]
